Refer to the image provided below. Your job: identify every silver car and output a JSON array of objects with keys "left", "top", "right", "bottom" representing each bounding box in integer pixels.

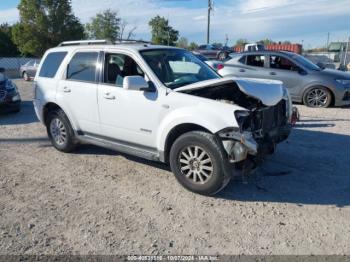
[
  {"left": 219, "top": 51, "right": 350, "bottom": 108},
  {"left": 20, "top": 59, "right": 40, "bottom": 81},
  {"left": 192, "top": 52, "right": 223, "bottom": 71}
]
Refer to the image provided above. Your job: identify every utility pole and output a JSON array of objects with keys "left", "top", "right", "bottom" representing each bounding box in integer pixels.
[
  {"left": 207, "top": 0, "right": 212, "bottom": 44},
  {"left": 326, "top": 32, "right": 330, "bottom": 59},
  {"left": 343, "top": 36, "right": 350, "bottom": 66}
]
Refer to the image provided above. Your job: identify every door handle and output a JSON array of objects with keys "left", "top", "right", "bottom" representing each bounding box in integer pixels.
[
  {"left": 103, "top": 92, "right": 116, "bottom": 100},
  {"left": 239, "top": 69, "right": 245, "bottom": 72},
  {"left": 270, "top": 72, "right": 276, "bottom": 75},
  {"left": 63, "top": 86, "right": 71, "bottom": 93}
]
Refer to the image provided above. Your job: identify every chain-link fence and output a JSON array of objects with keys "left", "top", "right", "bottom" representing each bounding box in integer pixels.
[{"left": 0, "top": 57, "right": 35, "bottom": 78}]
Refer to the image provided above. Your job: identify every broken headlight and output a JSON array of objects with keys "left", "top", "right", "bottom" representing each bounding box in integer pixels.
[{"left": 234, "top": 110, "right": 250, "bottom": 132}]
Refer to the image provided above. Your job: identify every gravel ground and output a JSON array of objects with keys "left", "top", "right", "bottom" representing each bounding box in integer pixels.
[{"left": 0, "top": 80, "right": 349, "bottom": 255}]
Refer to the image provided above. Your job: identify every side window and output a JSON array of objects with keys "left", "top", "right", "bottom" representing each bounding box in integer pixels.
[
  {"left": 238, "top": 56, "right": 246, "bottom": 64},
  {"left": 67, "top": 52, "right": 98, "bottom": 82},
  {"left": 246, "top": 55, "right": 265, "bottom": 67},
  {"left": 104, "top": 53, "right": 144, "bottom": 86},
  {"left": 39, "top": 52, "right": 67, "bottom": 78},
  {"left": 199, "top": 45, "right": 206, "bottom": 50},
  {"left": 270, "top": 55, "right": 299, "bottom": 71}
]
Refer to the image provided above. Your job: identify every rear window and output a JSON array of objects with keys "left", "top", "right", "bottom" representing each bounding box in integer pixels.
[
  {"left": 67, "top": 52, "right": 98, "bottom": 82},
  {"left": 39, "top": 52, "right": 67, "bottom": 78}
]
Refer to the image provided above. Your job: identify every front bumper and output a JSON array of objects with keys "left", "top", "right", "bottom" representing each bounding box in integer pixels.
[{"left": 334, "top": 85, "right": 350, "bottom": 106}]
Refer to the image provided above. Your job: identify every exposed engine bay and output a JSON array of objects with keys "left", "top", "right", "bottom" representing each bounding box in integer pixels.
[{"left": 179, "top": 81, "right": 292, "bottom": 173}]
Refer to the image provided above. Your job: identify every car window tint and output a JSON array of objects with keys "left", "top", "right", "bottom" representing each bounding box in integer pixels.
[
  {"left": 246, "top": 55, "right": 265, "bottom": 67},
  {"left": 270, "top": 55, "right": 298, "bottom": 71},
  {"left": 39, "top": 52, "right": 68, "bottom": 78},
  {"left": 104, "top": 53, "right": 144, "bottom": 86},
  {"left": 238, "top": 56, "right": 246, "bottom": 64},
  {"left": 67, "top": 52, "right": 98, "bottom": 82}
]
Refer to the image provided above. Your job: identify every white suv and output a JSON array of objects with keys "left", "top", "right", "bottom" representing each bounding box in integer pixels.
[{"left": 33, "top": 40, "right": 292, "bottom": 195}]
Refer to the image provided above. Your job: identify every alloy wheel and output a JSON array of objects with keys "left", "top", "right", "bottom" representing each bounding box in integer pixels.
[
  {"left": 50, "top": 118, "right": 67, "bottom": 146},
  {"left": 306, "top": 88, "right": 329, "bottom": 107},
  {"left": 178, "top": 145, "right": 213, "bottom": 184}
]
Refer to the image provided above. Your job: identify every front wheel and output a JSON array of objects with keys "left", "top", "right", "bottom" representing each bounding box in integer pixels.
[
  {"left": 303, "top": 87, "right": 332, "bottom": 108},
  {"left": 169, "top": 131, "right": 231, "bottom": 195}
]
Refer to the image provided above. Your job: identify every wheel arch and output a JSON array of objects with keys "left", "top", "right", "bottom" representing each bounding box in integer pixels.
[
  {"left": 162, "top": 123, "right": 211, "bottom": 163},
  {"left": 43, "top": 102, "right": 78, "bottom": 131}
]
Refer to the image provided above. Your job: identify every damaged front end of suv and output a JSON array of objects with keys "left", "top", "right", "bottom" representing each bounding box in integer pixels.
[{"left": 175, "top": 77, "right": 293, "bottom": 174}]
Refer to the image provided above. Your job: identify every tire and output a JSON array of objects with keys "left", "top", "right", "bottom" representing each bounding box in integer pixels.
[
  {"left": 169, "top": 131, "right": 231, "bottom": 195},
  {"left": 303, "top": 87, "right": 332, "bottom": 108},
  {"left": 23, "top": 72, "right": 30, "bottom": 81},
  {"left": 46, "top": 109, "right": 76, "bottom": 153},
  {"left": 218, "top": 52, "right": 228, "bottom": 61}
]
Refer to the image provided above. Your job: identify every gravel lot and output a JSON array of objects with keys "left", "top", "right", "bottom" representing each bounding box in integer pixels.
[{"left": 0, "top": 79, "right": 349, "bottom": 255}]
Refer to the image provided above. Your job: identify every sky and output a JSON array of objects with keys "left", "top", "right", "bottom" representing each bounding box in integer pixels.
[{"left": 0, "top": 0, "right": 350, "bottom": 48}]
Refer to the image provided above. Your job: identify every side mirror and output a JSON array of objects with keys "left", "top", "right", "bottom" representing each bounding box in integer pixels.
[
  {"left": 123, "top": 76, "right": 156, "bottom": 92},
  {"left": 0, "top": 68, "right": 5, "bottom": 73},
  {"left": 297, "top": 67, "right": 307, "bottom": 75}
]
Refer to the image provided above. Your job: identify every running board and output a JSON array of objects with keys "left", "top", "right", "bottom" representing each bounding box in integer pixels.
[{"left": 77, "top": 134, "right": 160, "bottom": 161}]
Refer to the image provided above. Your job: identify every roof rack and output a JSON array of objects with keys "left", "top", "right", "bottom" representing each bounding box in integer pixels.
[
  {"left": 58, "top": 40, "right": 113, "bottom": 47},
  {"left": 114, "top": 39, "right": 152, "bottom": 45}
]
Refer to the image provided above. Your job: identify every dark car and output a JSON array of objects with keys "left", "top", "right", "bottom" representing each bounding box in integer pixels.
[
  {"left": 194, "top": 44, "right": 233, "bottom": 61},
  {"left": 20, "top": 59, "right": 40, "bottom": 81},
  {"left": 219, "top": 51, "right": 350, "bottom": 108},
  {"left": 0, "top": 68, "right": 21, "bottom": 113}
]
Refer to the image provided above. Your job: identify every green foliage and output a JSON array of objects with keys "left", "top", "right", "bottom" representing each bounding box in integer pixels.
[
  {"left": 176, "top": 37, "right": 188, "bottom": 49},
  {"left": 85, "top": 9, "right": 121, "bottom": 42},
  {"left": 257, "top": 38, "right": 276, "bottom": 45},
  {"left": 0, "top": 23, "right": 19, "bottom": 56},
  {"left": 235, "top": 38, "right": 248, "bottom": 46},
  {"left": 12, "top": 0, "right": 84, "bottom": 57},
  {"left": 188, "top": 42, "right": 198, "bottom": 51},
  {"left": 149, "top": 15, "right": 178, "bottom": 46}
]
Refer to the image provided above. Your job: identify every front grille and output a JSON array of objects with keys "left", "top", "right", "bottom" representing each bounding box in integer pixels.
[{"left": 0, "top": 89, "right": 6, "bottom": 101}]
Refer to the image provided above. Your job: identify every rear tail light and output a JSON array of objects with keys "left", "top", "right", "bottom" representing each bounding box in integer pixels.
[{"left": 217, "top": 64, "right": 224, "bottom": 70}]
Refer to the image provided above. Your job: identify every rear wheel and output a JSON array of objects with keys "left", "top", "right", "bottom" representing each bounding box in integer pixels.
[
  {"left": 169, "top": 131, "right": 231, "bottom": 195},
  {"left": 23, "top": 72, "right": 30, "bottom": 81},
  {"left": 303, "top": 87, "right": 332, "bottom": 108},
  {"left": 46, "top": 109, "right": 76, "bottom": 152},
  {"left": 218, "top": 52, "right": 228, "bottom": 61}
]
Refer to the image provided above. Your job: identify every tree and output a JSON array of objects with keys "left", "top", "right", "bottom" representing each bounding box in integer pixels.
[
  {"left": 119, "top": 19, "right": 137, "bottom": 41},
  {"left": 148, "top": 15, "right": 178, "bottom": 46},
  {"left": 12, "top": 0, "right": 84, "bottom": 57},
  {"left": 257, "top": 38, "right": 275, "bottom": 45},
  {"left": 235, "top": 38, "right": 248, "bottom": 46},
  {"left": 85, "top": 9, "right": 120, "bottom": 42},
  {"left": 188, "top": 42, "right": 198, "bottom": 51},
  {"left": 176, "top": 37, "right": 188, "bottom": 49},
  {"left": 0, "top": 23, "right": 19, "bottom": 57}
]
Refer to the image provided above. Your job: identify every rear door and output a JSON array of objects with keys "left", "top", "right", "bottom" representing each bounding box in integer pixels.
[
  {"left": 240, "top": 54, "right": 271, "bottom": 79},
  {"left": 57, "top": 51, "right": 100, "bottom": 134}
]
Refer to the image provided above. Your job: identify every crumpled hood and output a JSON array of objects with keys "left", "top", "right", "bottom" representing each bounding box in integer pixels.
[{"left": 174, "top": 77, "right": 284, "bottom": 106}]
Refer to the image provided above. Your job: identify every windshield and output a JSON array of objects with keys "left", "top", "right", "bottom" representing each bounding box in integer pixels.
[
  {"left": 140, "top": 49, "right": 220, "bottom": 89},
  {"left": 290, "top": 53, "right": 321, "bottom": 71}
]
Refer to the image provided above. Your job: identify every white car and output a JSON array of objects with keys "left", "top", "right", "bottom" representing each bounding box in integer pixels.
[{"left": 33, "top": 40, "right": 293, "bottom": 195}]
